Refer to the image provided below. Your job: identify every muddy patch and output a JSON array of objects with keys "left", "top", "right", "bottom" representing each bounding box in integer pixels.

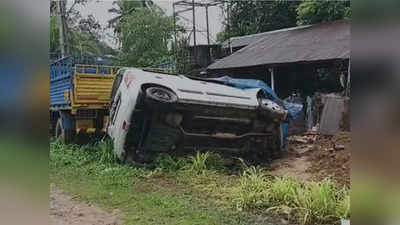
[
  {"left": 50, "top": 184, "right": 122, "bottom": 225},
  {"left": 266, "top": 153, "right": 313, "bottom": 181}
]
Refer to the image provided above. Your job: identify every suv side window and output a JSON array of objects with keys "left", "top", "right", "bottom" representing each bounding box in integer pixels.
[
  {"left": 110, "top": 69, "right": 124, "bottom": 102},
  {"left": 110, "top": 94, "right": 121, "bottom": 125}
]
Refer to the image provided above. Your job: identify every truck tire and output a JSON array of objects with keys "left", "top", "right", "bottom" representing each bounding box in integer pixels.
[
  {"left": 50, "top": 119, "right": 57, "bottom": 137},
  {"left": 55, "top": 118, "right": 75, "bottom": 144}
]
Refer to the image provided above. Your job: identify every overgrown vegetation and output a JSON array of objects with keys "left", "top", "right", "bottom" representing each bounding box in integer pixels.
[
  {"left": 217, "top": 0, "right": 351, "bottom": 42},
  {"left": 50, "top": 0, "right": 115, "bottom": 56},
  {"left": 116, "top": 7, "right": 174, "bottom": 67},
  {"left": 50, "top": 140, "right": 349, "bottom": 225},
  {"left": 296, "top": 0, "right": 351, "bottom": 25},
  {"left": 231, "top": 162, "right": 350, "bottom": 225}
]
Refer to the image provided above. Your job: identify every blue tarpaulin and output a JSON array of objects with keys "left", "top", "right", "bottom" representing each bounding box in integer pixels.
[{"left": 209, "top": 76, "right": 303, "bottom": 149}]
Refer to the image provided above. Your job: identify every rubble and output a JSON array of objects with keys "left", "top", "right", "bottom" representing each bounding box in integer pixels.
[
  {"left": 293, "top": 145, "right": 314, "bottom": 155},
  {"left": 306, "top": 132, "right": 351, "bottom": 187},
  {"left": 334, "top": 144, "right": 345, "bottom": 151},
  {"left": 285, "top": 131, "right": 350, "bottom": 187},
  {"left": 287, "top": 134, "right": 317, "bottom": 144}
]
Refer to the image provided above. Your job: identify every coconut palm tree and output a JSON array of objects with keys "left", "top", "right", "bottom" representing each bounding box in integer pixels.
[{"left": 108, "top": 0, "right": 155, "bottom": 39}]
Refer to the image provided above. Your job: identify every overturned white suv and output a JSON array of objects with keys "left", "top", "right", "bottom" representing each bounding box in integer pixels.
[{"left": 107, "top": 68, "right": 287, "bottom": 164}]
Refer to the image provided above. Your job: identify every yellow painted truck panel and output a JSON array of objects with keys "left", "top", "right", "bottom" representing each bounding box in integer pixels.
[{"left": 71, "top": 64, "right": 117, "bottom": 110}]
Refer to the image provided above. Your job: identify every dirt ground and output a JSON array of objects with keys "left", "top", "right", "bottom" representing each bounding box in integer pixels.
[
  {"left": 306, "top": 132, "right": 351, "bottom": 187},
  {"left": 50, "top": 185, "right": 122, "bottom": 225},
  {"left": 266, "top": 132, "right": 350, "bottom": 187}
]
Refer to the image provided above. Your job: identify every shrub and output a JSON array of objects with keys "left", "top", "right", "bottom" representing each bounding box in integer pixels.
[
  {"left": 230, "top": 167, "right": 350, "bottom": 225},
  {"left": 155, "top": 154, "right": 185, "bottom": 172},
  {"left": 335, "top": 190, "right": 350, "bottom": 219},
  {"left": 97, "top": 138, "right": 115, "bottom": 164},
  {"left": 185, "top": 152, "right": 209, "bottom": 174},
  {"left": 294, "top": 179, "right": 340, "bottom": 224},
  {"left": 231, "top": 165, "right": 269, "bottom": 210},
  {"left": 268, "top": 176, "right": 302, "bottom": 207},
  {"left": 184, "top": 152, "right": 211, "bottom": 174},
  {"left": 205, "top": 152, "right": 225, "bottom": 171}
]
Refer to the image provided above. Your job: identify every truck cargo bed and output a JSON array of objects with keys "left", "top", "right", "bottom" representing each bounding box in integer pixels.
[{"left": 50, "top": 57, "right": 118, "bottom": 111}]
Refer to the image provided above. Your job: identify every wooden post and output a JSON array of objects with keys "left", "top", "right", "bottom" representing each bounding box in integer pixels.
[
  {"left": 230, "top": 38, "right": 233, "bottom": 54},
  {"left": 269, "top": 68, "right": 275, "bottom": 91},
  {"left": 346, "top": 59, "right": 351, "bottom": 96}
]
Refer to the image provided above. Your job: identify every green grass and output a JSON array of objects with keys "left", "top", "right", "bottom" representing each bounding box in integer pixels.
[
  {"left": 50, "top": 140, "right": 350, "bottom": 225},
  {"left": 50, "top": 140, "right": 252, "bottom": 225},
  {"left": 231, "top": 164, "right": 350, "bottom": 225},
  {"left": 155, "top": 153, "right": 186, "bottom": 172}
]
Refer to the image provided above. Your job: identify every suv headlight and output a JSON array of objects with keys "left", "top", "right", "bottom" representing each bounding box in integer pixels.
[{"left": 259, "top": 98, "right": 288, "bottom": 121}]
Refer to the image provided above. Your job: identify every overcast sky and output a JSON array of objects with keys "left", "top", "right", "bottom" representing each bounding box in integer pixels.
[{"left": 73, "top": 0, "right": 225, "bottom": 48}]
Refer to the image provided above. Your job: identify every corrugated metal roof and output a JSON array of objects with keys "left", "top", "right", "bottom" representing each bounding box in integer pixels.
[
  {"left": 221, "top": 25, "right": 312, "bottom": 49},
  {"left": 210, "top": 20, "right": 350, "bottom": 70}
]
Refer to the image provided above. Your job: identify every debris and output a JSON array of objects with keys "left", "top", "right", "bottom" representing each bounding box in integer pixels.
[
  {"left": 334, "top": 144, "right": 345, "bottom": 151},
  {"left": 287, "top": 133, "right": 318, "bottom": 145},
  {"left": 288, "top": 136, "right": 309, "bottom": 144},
  {"left": 273, "top": 131, "right": 350, "bottom": 186},
  {"left": 293, "top": 145, "right": 314, "bottom": 155},
  {"left": 306, "top": 132, "right": 350, "bottom": 187},
  {"left": 326, "top": 147, "right": 335, "bottom": 152},
  {"left": 304, "top": 130, "right": 318, "bottom": 135}
]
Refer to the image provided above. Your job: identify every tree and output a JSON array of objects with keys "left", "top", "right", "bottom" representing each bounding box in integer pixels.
[
  {"left": 217, "top": 0, "right": 351, "bottom": 43},
  {"left": 108, "top": 0, "right": 155, "bottom": 41},
  {"left": 116, "top": 8, "right": 174, "bottom": 67},
  {"left": 50, "top": 15, "right": 60, "bottom": 53},
  {"left": 217, "top": 0, "right": 300, "bottom": 42},
  {"left": 50, "top": 0, "right": 115, "bottom": 56},
  {"left": 296, "top": 0, "right": 351, "bottom": 25}
]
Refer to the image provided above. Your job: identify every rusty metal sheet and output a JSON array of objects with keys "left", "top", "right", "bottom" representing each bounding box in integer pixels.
[{"left": 319, "top": 96, "right": 345, "bottom": 135}]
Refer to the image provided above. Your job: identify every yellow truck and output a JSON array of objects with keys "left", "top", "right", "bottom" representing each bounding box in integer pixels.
[{"left": 50, "top": 57, "right": 119, "bottom": 142}]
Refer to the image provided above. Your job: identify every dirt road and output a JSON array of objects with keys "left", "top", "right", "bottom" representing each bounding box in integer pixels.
[{"left": 50, "top": 185, "right": 122, "bottom": 225}]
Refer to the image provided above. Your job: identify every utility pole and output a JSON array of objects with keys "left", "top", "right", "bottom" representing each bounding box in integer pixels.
[
  {"left": 191, "top": 0, "right": 196, "bottom": 66},
  {"left": 205, "top": 5, "right": 211, "bottom": 61},
  {"left": 227, "top": 1, "right": 232, "bottom": 54},
  {"left": 192, "top": 0, "right": 196, "bottom": 48},
  {"left": 173, "top": 3, "right": 177, "bottom": 71},
  {"left": 205, "top": 6, "right": 210, "bottom": 46},
  {"left": 57, "top": 0, "right": 66, "bottom": 57}
]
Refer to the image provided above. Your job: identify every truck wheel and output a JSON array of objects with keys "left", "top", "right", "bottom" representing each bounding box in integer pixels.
[
  {"left": 50, "top": 119, "right": 57, "bottom": 137},
  {"left": 55, "top": 118, "right": 75, "bottom": 144},
  {"left": 145, "top": 87, "right": 178, "bottom": 104}
]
